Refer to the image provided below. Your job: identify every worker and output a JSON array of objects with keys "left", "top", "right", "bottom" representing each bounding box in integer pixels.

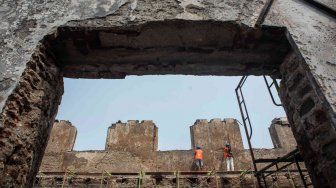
[
  {"left": 194, "top": 146, "right": 203, "bottom": 170},
  {"left": 224, "top": 143, "right": 234, "bottom": 171}
]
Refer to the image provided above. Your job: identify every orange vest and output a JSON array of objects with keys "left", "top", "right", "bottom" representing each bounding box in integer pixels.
[{"left": 195, "top": 149, "right": 203, "bottom": 159}]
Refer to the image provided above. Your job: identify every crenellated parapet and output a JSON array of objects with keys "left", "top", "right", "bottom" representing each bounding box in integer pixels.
[
  {"left": 190, "top": 118, "right": 244, "bottom": 151},
  {"left": 269, "top": 117, "right": 296, "bottom": 150},
  {"left": 45, "top": 120, "right": 77, "bottom": 153},
  {"left": 105, "top": 120, "right": 158, "bottom": 158},
  {"left": 40, "top": 117, "right": 298, "bottom": 173}
]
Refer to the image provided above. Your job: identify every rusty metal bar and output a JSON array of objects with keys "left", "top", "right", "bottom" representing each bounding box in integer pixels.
[
  {"left": 255, "top": 158, "right": 296, "bottom": 163},
  {"left": 37, "top": 169, "right": 309, "bottom": 177},
  {"left": 145, "top": 172, "right": 175, "bottom": 175},
  {"left": 137, "top": 171, "right": 144, "bottom": 188},
  {"left": 294, "top": 156, "right": 308, "bottom": 188},
  {"left": 262, "top": 173, "right": 268, "bottom": 188},
  {"left": 237, "top": 77, "right": 252, "bottom": 139},
  {"left": 257, "top": 149, "right": 300, "bottom": 175},
  {"left": 235, "top": 76, "right": 262, "bottom": 187},
  {"left": 176, "top": 171, "right": 180, "bottom": 188},
  {"left": 264, "top": 162, "right": 295, "bottom": 177},
  {"left": 263, "top": 76, "right": 282, "bottom": 106}
]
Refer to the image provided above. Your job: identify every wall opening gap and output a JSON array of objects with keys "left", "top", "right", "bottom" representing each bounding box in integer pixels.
[{"left": 55, "top": 75, "right": 286, "bottom": 151}]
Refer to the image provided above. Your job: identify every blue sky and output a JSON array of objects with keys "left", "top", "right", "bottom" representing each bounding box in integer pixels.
[{"left": 56, "top": 76, "right": 286, "bottom": 151}]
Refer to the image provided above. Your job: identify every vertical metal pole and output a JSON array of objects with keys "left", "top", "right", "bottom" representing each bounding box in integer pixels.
[
  {"left": 100, "top": 171, "right": 104, "bottom": 188},
  {"left": 235, "top": 76, "right": 262, "bottom": 188},
  {"left": 215, "top": 171, "right": 219, "bottom": 188},
  {"left": 176, "top": 171, "right": 180, "bottom": 188},
  {"left": 137, "top": 171, "right": 143, "bottom": 188},
  {"left": 62, "top": 171, "right": 67, "bottom": 188},
  {"left": 294, "top": 157, "right": 308, "bottom": 188},
  {"left": 272, "top": 78, "right": 280, "bottom": 92},
  {"left": 263, "top": 76, "right": 282, "bottom": 106},
  {"left": 239, "top": 88, "right": 254, "bottom": 138},
  {"left": 287, "top": 167, "right": 297, "bottom": 188},
  {"left": 262, "top": 173, "right": 268, "bottom": 188}
]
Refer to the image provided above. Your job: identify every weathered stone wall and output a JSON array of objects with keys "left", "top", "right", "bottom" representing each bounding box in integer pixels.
[
  {"left": 62, "top": 151, "right": 154, "bottom": 173},
  {"left": 156, "top": 150, "right": 194, "bottom": 171},
  {"left": 105, "top": 120, "right": 157, "bottom": 159},
  {"left": 279, "top": 52, "right": 336, "bottom": 187},
  {"left": 191, "top": 118, "right": 244, "bottom": 151},
  {"left": 52, "top": 21, "right": 291, "bottom": 78},
  {"left": 189, "top": 118, "right": 245, "bottom": 170},
  {"left": 1, "top": 0, "right": 335, "bottom": 187},
  {"left": 0, "top": 43, "right": 63, "bottom": 187},
  {"left": 40, "top": 118, "right": 298, "bottom": 173},
  {"left": 269, "top": 117, "right": 296, "bottom": 150},
  {"left": 264, "top": 3, "right": 336, "bottom": 185},
  {"left": 45, "top": 120, "right": 77, "bottom": 153},
  {"left": 40, "top": 120, "right": 77, "bottom": 173},
  {"left": 36, "top": 118, "right": 310, "bottom": 187}
]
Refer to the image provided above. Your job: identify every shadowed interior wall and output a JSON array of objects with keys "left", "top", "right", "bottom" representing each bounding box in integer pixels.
[
  {"left": 0, "top": 43, "right": 63, "bottom": 187},
  {"left": 0, "top": 0, "right": 335, "bottom": 186},
  {"left": 51, "top": 21, "right": 291, "bottom": 78},
  {"left": 279, "top": 52, "right": 336, "bottom": 187}
]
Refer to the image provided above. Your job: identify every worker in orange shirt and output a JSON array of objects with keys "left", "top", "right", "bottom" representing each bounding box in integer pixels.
[
  {"left": 194, "top": 146, "right": 203, "bottom": 170},
  {"left": 224, "top": 143, "right": 234, "bottom": 171}
]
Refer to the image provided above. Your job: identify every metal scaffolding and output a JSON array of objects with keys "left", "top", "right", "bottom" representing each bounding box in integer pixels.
[
  {"left": 36, "top": 170, "right": 253, "bottom": 187},
  {"left": 36, "top": 169, "right": 312, "bottom": 187},
  {"left": 235, "top": 76, "right": 310, "bottom": 188}
]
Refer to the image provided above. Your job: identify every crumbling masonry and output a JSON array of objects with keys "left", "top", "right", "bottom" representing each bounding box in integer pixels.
[
  {"left": 40, "top": 119, "right": 253, "bottom": 173},
  {"left": 36, "top": 118, "right": 303, "bottom": 187},
  {"left": 0, "top": 0, "right": 335, "bottom": 187}
]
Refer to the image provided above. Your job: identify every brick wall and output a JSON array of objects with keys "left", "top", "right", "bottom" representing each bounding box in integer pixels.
[
  {"left": 279, "top": 52, "right": 336, "bottom": 187},
  {"left": 0, "top": 43, "right": 64, "bottom": 187}
]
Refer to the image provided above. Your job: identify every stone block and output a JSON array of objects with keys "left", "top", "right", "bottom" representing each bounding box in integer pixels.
[
  {"left": 269, "top": 117, "right": 296, "bottom": 150},
  {"left": 45, "top": 120, "right": 77, "bottom": 153},
  {"left": 105, "top": 120, "right": 158, "bottom": 159}
]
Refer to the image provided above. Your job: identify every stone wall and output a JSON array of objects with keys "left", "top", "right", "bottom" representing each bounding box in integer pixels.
[
  {"left": 39, "top": 117, "right": 297, "bottom": 173},
  {"left": 0, "top": 43, "right": 64, "bottom": 187},
  {"left": 41, "top": 120, "right": 77, "bottom": 172},
  {"left": 105, "top": 120, "right": 157, "bottom": 159},
  {"left": 190, "top": 118, "right": 245, "bottom": 170},
  {"left": 279, "top": 52, "right": 336, "bottom": 187},
  {"left": 45, "top": 120, "right": 77, "bottom": 153},
  {"left": 191, "top": 118, "right": 244, "bottom": 151},
  {"left": 1, "top": 0, "right": 335, "bottom": 187},
  {"left": 269, "top": 117, "right": 296, "bottom": 150}
]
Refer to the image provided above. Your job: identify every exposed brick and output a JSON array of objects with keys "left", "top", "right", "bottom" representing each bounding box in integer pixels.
[
  {"left": 279, "top": 52, "right": 336, "bottom": 187},
  {"left": 322, "top": 141, "right": 336, "bottom": 161},
  {"left": 288, "top": 72, "right": 304, "bottom": 92},
  {"left": 0, "top": 1, "right": 335, "bottom": 187},
  {"left": 297, "top": 84, "right": 312, "bottom": 98},
  {"left": 299, "top": 97, "right": 315, "bottom": 117},
  {"left": 0, "top": 43, "right": 63, "bottom": 187}
]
